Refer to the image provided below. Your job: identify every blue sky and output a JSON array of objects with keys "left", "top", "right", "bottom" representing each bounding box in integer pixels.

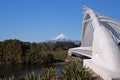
[{"left": 0, "top": 0, "right": 120, "bottom": 42}]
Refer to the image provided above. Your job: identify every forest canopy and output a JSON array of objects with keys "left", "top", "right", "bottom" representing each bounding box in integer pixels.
[{"left": 0, "top": 39, "right": 79, "bottom": 64}]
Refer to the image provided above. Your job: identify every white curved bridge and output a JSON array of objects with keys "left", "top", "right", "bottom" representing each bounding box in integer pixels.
[{"left": 68, "top": 7, "right": 120, "bottom": 80}]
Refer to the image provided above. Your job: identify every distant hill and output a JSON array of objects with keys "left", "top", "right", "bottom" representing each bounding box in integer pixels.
[{"left": 46, "top": 34, "right": 80, "bottom": 44}]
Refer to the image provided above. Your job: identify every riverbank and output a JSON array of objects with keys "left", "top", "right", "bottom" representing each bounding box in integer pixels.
[{"left": 47, "top": 62, "right": 66, "bottom": 66}]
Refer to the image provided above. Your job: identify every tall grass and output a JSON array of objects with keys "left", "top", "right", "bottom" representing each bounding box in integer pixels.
[{"left": 62, "top": 57, "right": 93, "bottom": 80}]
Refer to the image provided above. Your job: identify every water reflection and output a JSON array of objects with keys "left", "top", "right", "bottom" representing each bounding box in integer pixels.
[{"left": 0, "top": 64, "right": 63, "bottom": 79}]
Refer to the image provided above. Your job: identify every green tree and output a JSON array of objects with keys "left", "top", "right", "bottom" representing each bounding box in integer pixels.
[{"left": 1, "top": 39, "right": 23, "bottom": 63}]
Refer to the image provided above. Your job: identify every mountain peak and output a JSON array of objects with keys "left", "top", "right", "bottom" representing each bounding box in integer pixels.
[
  {"left": 46, "top": 34, "right": 80, "bottom": 44},
  {"left": 52, "top": 34, "right": 69, "bottom": 40}
]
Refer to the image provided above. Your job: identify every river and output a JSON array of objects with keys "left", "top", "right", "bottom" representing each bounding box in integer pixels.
[{"left": 0, "top": 64, "right": 63, "bottom": 79}]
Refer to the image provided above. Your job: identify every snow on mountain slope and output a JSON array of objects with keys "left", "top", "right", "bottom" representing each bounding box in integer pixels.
[
  {"left": 52, "top": 34, "right": 69, "bottom": 40},
  {"left": 46, "top": 34, "right": 80, "bottom": 44}
]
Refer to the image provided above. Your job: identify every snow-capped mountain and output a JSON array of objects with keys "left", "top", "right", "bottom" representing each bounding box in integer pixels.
[
  {"left": 52, "top": 34, "right": 69, "bottom": 41},
  {"left": 46, "top": 34, "right": 80, "bottom": 44}
]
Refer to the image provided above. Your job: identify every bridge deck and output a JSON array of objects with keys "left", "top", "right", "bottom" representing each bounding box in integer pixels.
[{"left": 69, "top": 47, "right": 92, "bottom": 58}]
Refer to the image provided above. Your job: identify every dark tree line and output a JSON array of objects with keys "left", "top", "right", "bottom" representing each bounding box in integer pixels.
[{"left": 0, "top": 39, "right": 79, "bottom": 64}]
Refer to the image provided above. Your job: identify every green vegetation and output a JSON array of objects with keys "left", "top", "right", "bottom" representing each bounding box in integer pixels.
[
  {"left": 40, "top": 67, "right": 57, "bottom": 80},
  {"left": 62, "top": 57, "right": 93, "bottom": 80},
  {"left": 0, "top": 39, "right": 78, "bottom": 64},
  {"left": 0, "top": 39, "right": 88, "bottom": 80},
  {"left": 0, "top": 58, "right": 95, "bottom": 80},
  {"left": 0, "top": 75, "right": 14, "bottom": 80},
  {"left": 21, "top": 68, "right": 57, "bottom": 80},
  {"left": 53, "top": 53, "right": 67, "bottom": 62},
  {"left": 21, "top": 70, "right": 40, "bottom": 80}
]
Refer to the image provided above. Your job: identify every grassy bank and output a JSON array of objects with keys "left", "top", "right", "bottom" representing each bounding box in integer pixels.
[{"left": 53, "top": 53, "right": 67, "bottom": 62}]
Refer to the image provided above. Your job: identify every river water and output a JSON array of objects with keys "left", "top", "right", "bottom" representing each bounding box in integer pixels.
[{"left": 0, "top": 64, "right": 63, "bottom": 79}]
